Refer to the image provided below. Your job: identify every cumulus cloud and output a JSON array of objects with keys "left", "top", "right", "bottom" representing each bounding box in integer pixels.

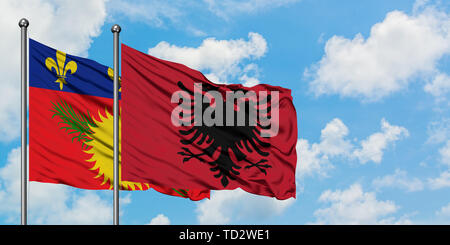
[
  {"left": 297, "top": 118, "right": 408, "bottom": 178},
  {"left": 296, "top": 139, "right": 334, "bottom": 179},
  {"left": 438, "top": 140, "right": 450, "bottom": 166},
  {"left": 148, "top": 32, "right": 267, "bottom": 85},
  {"left": 312, "top": 183, "right": 411, "bottom": 224},
  {"left": 0, "top": 0, "right": 107, "bottom": 142},
  {"left": 148, "top": 214, "right": 171, "bottom": 225},
  {"left": 424, "top": 72, "right": 450, "bottom": 99},
  {"left": 428, "top": 170, "right": 450, "bottom": 190},
  {"left": 296, "top": 118, "right": 351, "bottom": 178},
  {"left": 32, "top": 189, "right": 112, "bottom": 225},
  {"left": 420, "top": 140, "right": 450, "bottom": 190},
  {"left": 196, "top": 189, "right": 294, "bottom": 224},
  {"left": 0, "top": 147, "right": 114, "bottom": 224},
  {"left": 352, "top": 119, "right": 409, "bottom": 164},
  {"left": 426, "top": 120, "right": 450, "bottom": 191},
  {"left": 427, "top": 118, "right": 450, "bottom": 144},
  {"left": 318, "top": 118, "right": 353, "bottom": 157},
  {"left": 305, "top": 5, "right": 450, "bottom": 101},
  {"left": 372, "top": 169, "right": 424, "bottom": 192}
]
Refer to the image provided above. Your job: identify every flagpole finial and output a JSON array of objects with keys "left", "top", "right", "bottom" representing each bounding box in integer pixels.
[
  {"left": 18, "top": 18, "right": 29, "bottom": 28},
  {"left": 111, "top": 24, "right": 121, "bottom": 33}
]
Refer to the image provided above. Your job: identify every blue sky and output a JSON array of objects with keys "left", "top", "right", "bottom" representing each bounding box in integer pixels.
[{"left": 1, "top": 0, "right": 450, "bottom": 225}]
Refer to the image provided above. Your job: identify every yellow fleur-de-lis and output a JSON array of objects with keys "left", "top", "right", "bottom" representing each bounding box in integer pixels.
[
  {"left": 45, "top": 50, "right": 77, "bottom": 90},
  {"left": 108, "top": 67, "right": 121, "bottom": 92}
]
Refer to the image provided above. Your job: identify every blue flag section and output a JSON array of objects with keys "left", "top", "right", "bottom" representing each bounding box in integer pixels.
[{"left": 29, "top": 38, "right": 117, "bottom": 99}]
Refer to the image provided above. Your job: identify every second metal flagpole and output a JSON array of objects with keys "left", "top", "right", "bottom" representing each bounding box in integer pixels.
[
  {"left": 19, "top": 18, "right": 29, "bottom": 226},
  {"left": 111, "top": 24, "right": 121, "bottom": 226}
]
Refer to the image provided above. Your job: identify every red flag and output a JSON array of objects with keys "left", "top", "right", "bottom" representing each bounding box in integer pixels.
[
  {"left": 29, "top": 39, "right": 209, "bottom": 201},
  {"left": 121, "top": 44, "right": 297, "bottom": 200}
]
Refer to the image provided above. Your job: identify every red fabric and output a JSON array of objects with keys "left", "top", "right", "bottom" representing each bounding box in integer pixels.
[
  {"left": 30, "top": 87, "right": 111, "bottom": 189},
  {"left": 121, "top": 44, "right": 298, "bottom": 200},
  {"left": 29, "top": 87, "right": 210, "bottom": 201}
]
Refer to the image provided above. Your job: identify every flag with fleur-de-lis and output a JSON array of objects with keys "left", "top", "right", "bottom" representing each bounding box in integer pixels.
[{"left": 29, "top": 39, "right": 210, "bottom": 201}]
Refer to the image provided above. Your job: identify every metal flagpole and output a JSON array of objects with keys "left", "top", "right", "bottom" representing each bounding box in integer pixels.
[
  {"left": 19, "top": 18, "right": 29, "bottom": 226},
  {"left": 111, "top": 24, "right": 121, "bottom": 226}
]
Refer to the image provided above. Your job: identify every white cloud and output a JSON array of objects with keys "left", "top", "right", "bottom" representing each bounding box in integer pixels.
[
  {"left": 0, "top": 0, "right": 107, "bottom": 142},
  {"left": 427, "top": 118, "right": 450, "bottom": 144},
  {"left": 426, "top": 121, "right": 450, "bottom": 190},
  {"left": 305, "top": 6, "right": 450, "bottom": 101},
  {"left": 426, "top": 140, "right": 450, "bottom": 189},
  {"left": 36, "top": 189, "right": 112, "bottom": 225},
  {"left": 148, "top": 32, "right": 267, "bottom": 85},
  {"left": 438, "top": 140, "right": 450, "bottom": 166},
  {"left": 436, "top": 203, "right": 450, "bottom": 217},
  {"left": 0, "top": 147, "right": 119, "bottom": 224},
  {"left": 312, "top": 183, "right": 411, "bottom": 224},
  {"left": 318, "top": 118, "right": 353, "bottom": 156},
  {"left": 424, "top": 72, "right": 450, "bottom": 99},
  {"left": 297, "top": 118, "right": 408, "bottom": 178},
  {"left": 296, "top": 139, "right": 333, "bottom": 179},
  {"left": 428, "top": 170, "right": 450, "bottom": 190},
  {"left": 372, "top": 169, "right": 424, "bottom": 192},
  {"left": 352, "top": 119, "right": 409, "bottom": 164},
  {"left": 296, "top": 118, "right": 351, "bottom": 178},
  {"left": 240, "top": 74, "right": 261, "bottom": 87},
  {"left": 240, "top": 63, "right": 261, "bottom": 87},
  {"left": 413, "top": 0, "right": 431, "bottom": 13},
  {"left": 0, "top": 148, "right": 22, "bottom": 221},
  {"left": 203, "top": 0, "right": 300, "bottom": 20},
  {"left": 148, "top": 214, "right": 171, "bottom": 225},
  {"left": 196, "top": 189, "right": 294, "bottom": 224}
]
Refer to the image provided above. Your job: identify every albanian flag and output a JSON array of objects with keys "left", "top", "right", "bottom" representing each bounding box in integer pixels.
[
  {"left": 121, "top": 44, "right": 297, "bottom": 200},
  {"left": 29, "top": 39, "right": 209, "bottom": 201}
]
